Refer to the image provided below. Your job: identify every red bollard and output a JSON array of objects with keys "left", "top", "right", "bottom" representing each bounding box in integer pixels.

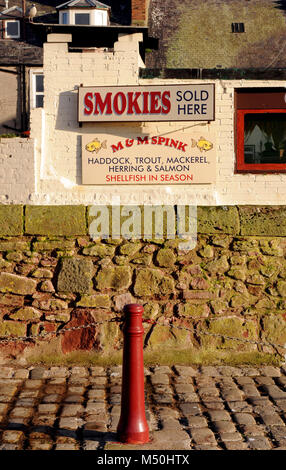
[{"left": 117, "top": 304, "right": 149, "bottom": 444}]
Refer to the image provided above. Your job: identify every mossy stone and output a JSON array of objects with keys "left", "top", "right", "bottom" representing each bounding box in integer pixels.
[
  {"left": 119, "top": 243, "right": 141, "bottom": 256},
  {"left": 210, "top": 299, "right": 229, "bottom": 315},
  {"left": 197, "top": 206, "right": 240, "bottom": 235},
  {"left": 276, "top": 280, "right": 286, "bottom": 297},
  {"left": 246, "top": 274, "right": 265, "bottom": 286},
  {"left": 0, "top": 321, "right": 26, "bottom": 337},
  {"left": 5, "top": 252, "right": 23, "bottom": 262},
  {"left": 201, "top": 317, "right": 258, "bottom": 351},
  {"left": 211, "top": 235, "right": 231, "bottom": 248},
  {"left": 31, "top": 268, "right": 53, "bottom": 279},
  {"left": 46, "top": 312, "right": 71, "bottom": 322},
  {"left": 199, "top": 245, "right": 214, "bottom": 258},
  {"left": 260, "top": 262, "right": 280, "bottom": 278},
  {"left": 255, "top": 297, "right": 276, "bottom": 310},
  {"left": 0, "top": 240, "right": 30, "bottom": 251},
  {"left": 178, "top": 303, "right": 209, "bottom": 317},
  {"left": 50, "top": 299, "right": 68, "bottom": 310},
  {"left": 147, "top": 319, "right": 193, "bottom": 349},
  {"left": 10, "top": 307, "right": 41, "bottom": 321},
  {"left": 262, "top": 314, "right": 286, "bottom": 346},
  {"left": 142, "top": 302, "right": 161, "bottom": 320},
  {"left": 57, "top": 258, "right": 94, "bottom": 293},
  {"left": 260, "top": 239, "right": 283, "bottom": 256},
  {"left": 96, "top": 266, "right": 132, "bottom": 290},
  {"left": 232, "top": 238, "right": 259, "bottom": 252},
  {"left": 0, "top": 273, "right": 37, "bottom": 295},
  {"left": 134, "top": 268, "right": 174, "bottom": 297},
  {"left": 227, "top": 267, "right": 247, "bottom": 281},
  {"left": 0, "top": 294, "right": 24, "bottom": 307},
  {"left": 0, "top": 205, "right": 23, "bottom": 236},
  {"left": 32, "top": 239, "right": 75, "bottom": 251},
  {"left": 82, "top": 244, "right": 115, "bottom": 258},
  {"left": 239, "top": 206, "right": 286, "bottom": 236},
  {"left": 113, "top": 255, "right": 129, "bottom": 265},
  {"left": 204, "top": 255, "right": 230, "bottom": 274},
  {"left": 25, "top": 206, "right": 87, "bottom": 236},
  {"left": 77, "top": 294, "right": 111, "bottom": 309},
  {"left": 156, "top": 248, "right": 176, "bottom": 267},
  {"left": 0, "top": 259, "right": 13, "bottom": 270},
  {"left": 131, "top": 252, "right": 152, "bottom": 266},
  {"left": 230, "top": 294, "right": 256, "bottom": 308}
]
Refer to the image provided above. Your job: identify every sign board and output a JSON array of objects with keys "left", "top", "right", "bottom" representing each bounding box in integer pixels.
[
  {"left": 82, "top": 130, "right": 216, "bottom": 185},
  {"left": 78, "top": 84, "right": 215, "bottom": 122}
]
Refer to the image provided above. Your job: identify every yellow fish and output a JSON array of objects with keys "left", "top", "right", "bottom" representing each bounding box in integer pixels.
[
  {"left": 191, "top": 137, "right": 213, "bottom": 152},
  {"left": 85, "top": 138, "right": 107, "bottom": 153}
]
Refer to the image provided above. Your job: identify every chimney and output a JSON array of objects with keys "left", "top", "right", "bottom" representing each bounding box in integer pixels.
[
  {"left": 131, "top": 0, "right": 148, "bottom": 26},
  {"left": 5, "top": 0, "right": 9, "bottom": 9}
]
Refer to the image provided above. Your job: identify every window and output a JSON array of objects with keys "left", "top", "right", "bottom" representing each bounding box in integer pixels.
[
  {"left": 236, "top": 89, "right": 286, "bottom": 172},
  {"left": 61, "top": 12, "right": 69, "bottom": 24},
  {"left": 231, "top": 23, "right": 245, "bottom": 33},
  {"left": 4, "top": 20, "right": 20, "bottom": 38},
  {"left": 74, "top": 13, "right": 90, "bottom": 25},
  {"left": 30, "top": 71, "right": 44, "bottom": 109}
]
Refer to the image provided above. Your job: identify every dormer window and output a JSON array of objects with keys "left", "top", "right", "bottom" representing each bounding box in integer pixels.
[
  {"left": 4, "top": 19, "right": 20, "bottom": 39},
  {"left": 57, "top": 0, "right": 110, "bottom": 26}
]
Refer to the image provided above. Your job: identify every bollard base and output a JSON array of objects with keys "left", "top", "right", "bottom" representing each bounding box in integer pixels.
[{"left": 117, "top": 430, "right": 149, "bottom": 445}]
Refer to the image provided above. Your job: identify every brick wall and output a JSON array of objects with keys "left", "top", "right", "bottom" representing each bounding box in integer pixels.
[
  {"left": 0, "top": 204, "right": 285, "bottom": 364},
  {"left": 131, "top": 0, "right": 148, "bottom": 24}
]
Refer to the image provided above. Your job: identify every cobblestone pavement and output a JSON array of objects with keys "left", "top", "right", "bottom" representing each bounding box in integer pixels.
[{"left": 0, "top": 364, "right": 285, "bottom": 451}]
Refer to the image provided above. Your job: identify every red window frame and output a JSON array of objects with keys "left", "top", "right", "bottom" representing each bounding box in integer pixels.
[{"left": 236, "top": 108, "right": 286, "bottom": 173}]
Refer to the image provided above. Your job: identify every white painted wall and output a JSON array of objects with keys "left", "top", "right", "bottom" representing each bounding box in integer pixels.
[
  {"left": 2, "top": 33, "right": 286, "bottom": 206},
  {"left": 59, "top": 8, "right": 109, "bottom": 26}
]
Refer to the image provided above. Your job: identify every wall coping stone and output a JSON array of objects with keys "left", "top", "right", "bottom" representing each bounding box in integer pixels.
[{"left": 1, "top": 205, "right": 286, "bottom": 237}]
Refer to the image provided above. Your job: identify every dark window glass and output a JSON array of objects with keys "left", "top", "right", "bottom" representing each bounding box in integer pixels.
[
  {"left": 244, "top": 113, "right": 286, "bottom": 164},
  {"left": 232, "top": 22, "right": 245, "bottom": 33},
  {"left": 6, "top": 21, "right": 20, "bottom": 37},
  {"left": 36, "top": 75, "right": 44, "bottom": 93},
  {"left": 36, "top": 95, "right": 44, "bottom": 108},
  {"left": 75, "top": 13, "right": 90, "bottom": 25},
  {"left": 62, "top": 12, "right": 68, "bottom": 24}
]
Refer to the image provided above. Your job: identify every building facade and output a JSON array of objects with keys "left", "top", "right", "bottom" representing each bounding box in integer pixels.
[{"left": 0, "top": 0, "right": 286, "bottom": 363}]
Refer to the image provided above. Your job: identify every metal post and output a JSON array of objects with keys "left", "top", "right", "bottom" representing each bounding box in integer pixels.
[{"left": 117, "top": 304, "right": 149, "bottom": 444}]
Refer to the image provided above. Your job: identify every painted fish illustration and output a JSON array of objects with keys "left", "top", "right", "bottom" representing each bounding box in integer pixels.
[
  {"left": 191, "top": 137, "right": 213, "bottom": 152},
  {"left": 85, "top": 138, "right": 107, "bottom": 153}
]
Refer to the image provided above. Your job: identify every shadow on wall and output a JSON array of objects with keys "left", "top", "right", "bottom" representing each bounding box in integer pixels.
[
  {"left": 55, "top": 90, "right": 79, "bottom": 131},
  {"left": 0, "top": 68, "right": 22, "bottom": 134}
]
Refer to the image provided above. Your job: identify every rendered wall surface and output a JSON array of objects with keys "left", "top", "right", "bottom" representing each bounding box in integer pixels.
[
  {"left": 0, "top": 35, "right": 285, "bottom": 206},
  {"left": 0, "top": 138, "right": 35, "bottom": 203}
]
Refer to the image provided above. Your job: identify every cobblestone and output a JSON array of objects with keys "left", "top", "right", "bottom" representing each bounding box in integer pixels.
[{"left": 0, "top": 364, "right": 285, "bottom": 450}]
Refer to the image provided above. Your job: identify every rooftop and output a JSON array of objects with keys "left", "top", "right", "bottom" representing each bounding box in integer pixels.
[{"left": 146, "top": 0, "right": 286, "bottom": 69}]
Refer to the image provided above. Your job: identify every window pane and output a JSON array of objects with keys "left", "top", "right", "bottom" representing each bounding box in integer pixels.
[
  {"left": 6, "top": 21, "right": 19, "bottom": 37},
  {"left": 35, "top": 75, "right": 44, "bottom": 93},
  {"left": 62, "top": 12, "right": 68, "bottom": 24},
  {"left": 75, "top": 13, "right": 90, "bottom": 25},
  {"left": 244, "top": 113, "right": 286, "bottom": 164},
  {"left": 36, "top": 95, "right": 44, "bottom": 108}
]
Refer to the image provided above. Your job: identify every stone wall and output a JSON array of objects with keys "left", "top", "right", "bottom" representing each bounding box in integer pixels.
[{"left": 0, "top": 204, "right": 286, "bottom": 363}]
